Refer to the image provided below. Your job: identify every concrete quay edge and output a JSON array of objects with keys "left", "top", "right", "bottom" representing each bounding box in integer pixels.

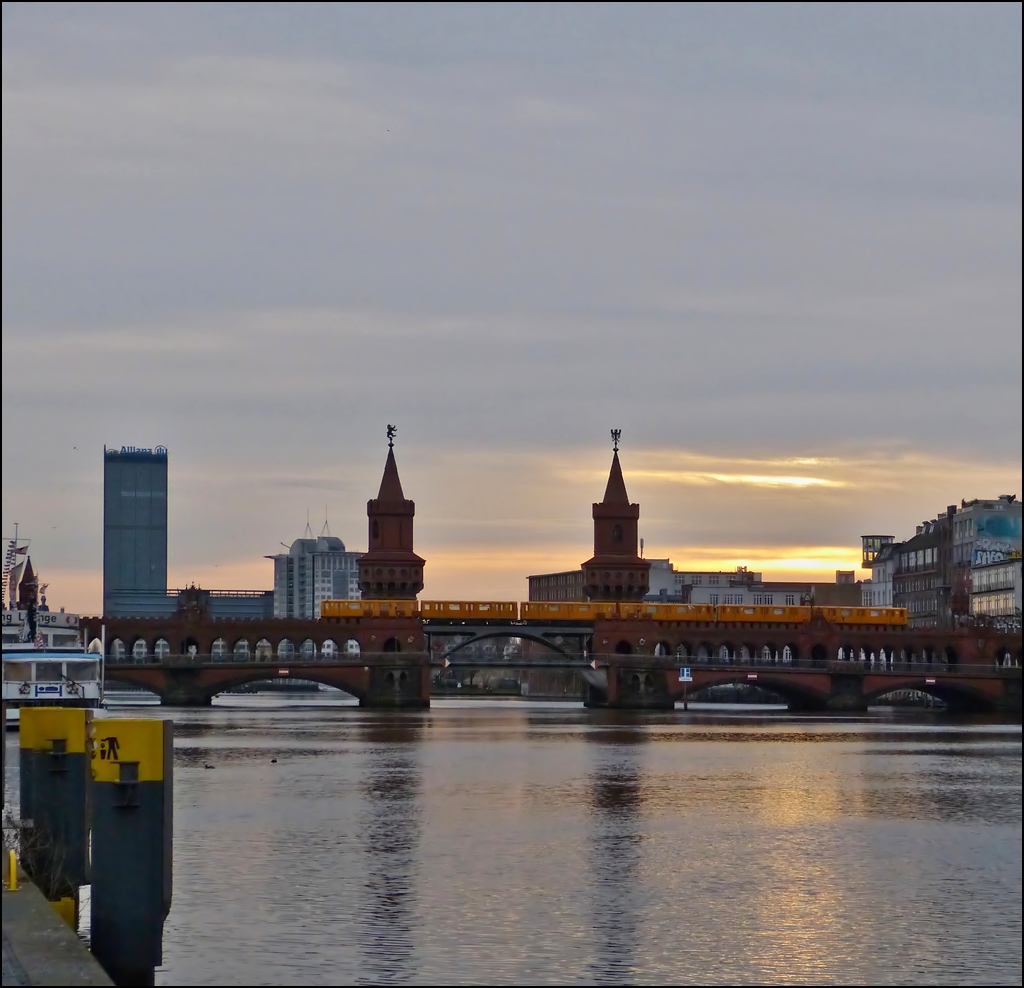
[{"left": 2, "top": 863, "right": 112, "bottom": 987}]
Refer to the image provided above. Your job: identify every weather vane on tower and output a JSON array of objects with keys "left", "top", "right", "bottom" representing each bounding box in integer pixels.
[
  {"left": 611, "top": 428, "right": 621, "bottom": 452},
  {"left": 387, "top": 424, "right": 397, "bottom": 449}
]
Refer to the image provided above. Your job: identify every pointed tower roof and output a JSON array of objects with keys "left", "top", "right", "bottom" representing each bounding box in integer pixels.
[
  {"left": 359, "top": 425, "right": 424, "bottom": 599},
  {"left": 582, "top": 430, "right": 649, "bottom": 600},
  {"left": 602, "top": 450, "right": 630, "bottom": 506},
  {"left": 376, "top": 447, "right": 406, "bottom": 503}
]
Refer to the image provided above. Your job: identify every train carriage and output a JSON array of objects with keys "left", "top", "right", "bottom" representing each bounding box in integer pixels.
[
  {"left": 817, "top": 606, "right": 906, "bottom": 626},
  {"left": 421, "top": 601, "right": 519, "bottom": 620},
  {"left": 716, "top": 605, "right": 812, "bottom": 625},
  {"left": 519, "top": 602, "right": 611, "bottom": 621},
  {"left": 320, "top": 599, "right": 421, "bottom": 619}
]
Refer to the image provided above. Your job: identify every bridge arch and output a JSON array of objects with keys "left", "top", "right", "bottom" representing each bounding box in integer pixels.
[
  {"left": 434, "top": 629, "right": 579, "bottom": 659},
  {"left": 994, "top": 644, "right": 1021, "bottom": 667},
  {"left": 864, "top": 677, "right": 999, "bottom": 713},
  {"left": 106, "top": 666, "right": 369, "bottom": 705},
  {"left": 688, "top": 671, "right": 829, "bottom": 710}
]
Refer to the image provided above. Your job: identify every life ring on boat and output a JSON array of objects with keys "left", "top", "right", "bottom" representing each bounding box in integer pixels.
[{"left": 18, "top": 682, "right": 31, "bottom": 695}]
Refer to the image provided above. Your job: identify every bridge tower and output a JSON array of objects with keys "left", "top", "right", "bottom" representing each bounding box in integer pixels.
[
  {"left": 358, "top": 427, "right": 425, "bottom": 600},
  {"left": 582, "top": 431, "right": 650, "bottom": 601}
]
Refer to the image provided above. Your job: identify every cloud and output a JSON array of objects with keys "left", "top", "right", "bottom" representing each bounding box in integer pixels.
[{"left": 1, "top": 6, "right": 1020, "bottom": 615}]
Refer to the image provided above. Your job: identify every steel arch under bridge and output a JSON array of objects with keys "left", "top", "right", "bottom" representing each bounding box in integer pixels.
[{"left": 422, "top": 620, "right": 594, "bottom": 658}]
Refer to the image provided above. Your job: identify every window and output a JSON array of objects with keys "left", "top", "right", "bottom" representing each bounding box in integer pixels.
[
  {"left": 710, "top": 594, "right": 719, "bottom": 605},
  {"left": 785, "top": 594, "right": 795, "bottom": 606},
  {"left": 709, "top": 575, "right": 720, "bottom": 586}
]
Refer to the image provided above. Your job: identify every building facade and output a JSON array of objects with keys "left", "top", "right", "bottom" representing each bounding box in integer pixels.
[
  {"left": 892, "top": 521, "right": 943, "bottom": 627},
  {"left": 970, "top": 554, "right": 1022, "bottom": 628},
  {"left": 103, "top": 587, "right": 274, "bottom": 620},
  {"left": 527, "top": 569, "right": 585, "bottom": 602},
  {"left": 861, "top": 541, "right": 898, "bottom": 607},
  {"left": 269, "top": 532, "right": 361, "bottom": 619},
  {"left": 103, "top": 445, "right": 169, "bottom": 615},
  {"left": 878, "top": 495, "right": 1020, "bottom": 629}
]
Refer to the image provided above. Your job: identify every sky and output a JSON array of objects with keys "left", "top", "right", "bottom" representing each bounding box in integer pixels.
[{"left": 2, "top": 2, "right": 1021, "bottom": 612}]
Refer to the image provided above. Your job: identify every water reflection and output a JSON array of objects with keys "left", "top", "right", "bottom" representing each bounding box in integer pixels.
[
  {"left": 73, "top": 699, "right": 1019, "bottom": 987},
  {"left": 356, "top": 717, "right": 423, "bottom": 986},
  {"left": 587, "top": 719, "right": 647, "bottom": 984}
]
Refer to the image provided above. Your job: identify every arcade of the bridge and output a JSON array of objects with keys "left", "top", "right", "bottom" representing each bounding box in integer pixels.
[{"left": 99, "top": 623, "right": 1022, "bottom": 669}]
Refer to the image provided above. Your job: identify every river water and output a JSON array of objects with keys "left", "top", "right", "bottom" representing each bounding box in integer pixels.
[{"left": 7, "top": 696, "right": 1023, "bottom": 985}]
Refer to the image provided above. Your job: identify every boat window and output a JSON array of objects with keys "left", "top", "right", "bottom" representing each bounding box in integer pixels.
[
  {"left": 34, "top": 662, "right": 65, "bottom": 682},
  {"left": 4, "top": 662, "right": 33, "bottom": 681},
  {"left": 65, "top": 661, "right": 100, "bottom": 680}
]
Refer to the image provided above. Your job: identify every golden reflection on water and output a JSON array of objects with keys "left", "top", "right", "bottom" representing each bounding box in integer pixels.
[{"left": 99, "top": 701, "right": 1022, "bottom": 986}]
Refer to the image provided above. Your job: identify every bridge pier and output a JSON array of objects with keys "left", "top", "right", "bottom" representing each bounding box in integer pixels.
[
  {"left": 584, "top": 667, "right": 674, "bottom": 710},
  {"left": 158, "top": 669, "right": 215, "bottom": 707},
  {"left": 361, "top": 663, "right": 431, "bottom": 708},
  {"left": 825, "top": 673, "right": 868, "bottom": 713}
]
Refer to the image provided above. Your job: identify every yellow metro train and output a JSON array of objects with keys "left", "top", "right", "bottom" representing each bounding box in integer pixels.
[{"left": 321, "top": 599, "right": 907, "bottom": 627}]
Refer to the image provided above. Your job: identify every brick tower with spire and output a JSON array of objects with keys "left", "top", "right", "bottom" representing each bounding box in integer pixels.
[
  {"left": 358, "top": 426, "right": 425, "bottom": 599},
  {"left": 581, "top": 430, "right": 650, "bottom": 601}
]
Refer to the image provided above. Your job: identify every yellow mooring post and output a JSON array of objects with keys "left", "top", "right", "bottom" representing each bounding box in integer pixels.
[
  {"left": 19, "top": 707, "right": 91, "bottom": 920},
  {"left": 91, "top": 717, "right": 173, "bottom": 988},
  {"left": 8, "top": 848, "right": 19, "bottom": 891}
]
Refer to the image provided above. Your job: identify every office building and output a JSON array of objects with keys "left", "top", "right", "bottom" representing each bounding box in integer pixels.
[
  {"left": 269, "top": 528, "right": 362, "bottom": 619},
  {"left": 103, "top": 445, "right": 169, "bottom": 615}
]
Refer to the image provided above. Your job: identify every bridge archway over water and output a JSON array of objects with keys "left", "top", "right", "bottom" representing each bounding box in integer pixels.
[
  {"left": 863, "top": 676, "right": 1001, "bottom": 713},
  {"left": 681, "top": 671, "right": 830, "bottom": 711},
  {"left": 427, "top": 628, "right": 585, "bottom": 660},
  {"left": 104, "top": 666, "right": 371, "bottom": 706}
]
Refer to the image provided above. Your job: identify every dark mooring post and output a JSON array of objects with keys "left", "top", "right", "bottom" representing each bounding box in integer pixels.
[
  {"left": 19, "top": 708, "right": 92, "bottom": 921},
  {"left": 91, "top": 719, "right": 173, "bottom": 987}
]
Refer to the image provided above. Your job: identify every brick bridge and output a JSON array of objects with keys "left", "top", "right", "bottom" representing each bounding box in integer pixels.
[{"left": 84, "top": 613, "right": 1022, "bottom": 713}]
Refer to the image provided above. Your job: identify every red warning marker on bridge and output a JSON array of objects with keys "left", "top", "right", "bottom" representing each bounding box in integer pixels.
[
  {"left": 590, "top": 659, "right": 599, "bottom": 669},
  {"left": 443, "top": 658, "right": 451, "bottom": 668}
]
